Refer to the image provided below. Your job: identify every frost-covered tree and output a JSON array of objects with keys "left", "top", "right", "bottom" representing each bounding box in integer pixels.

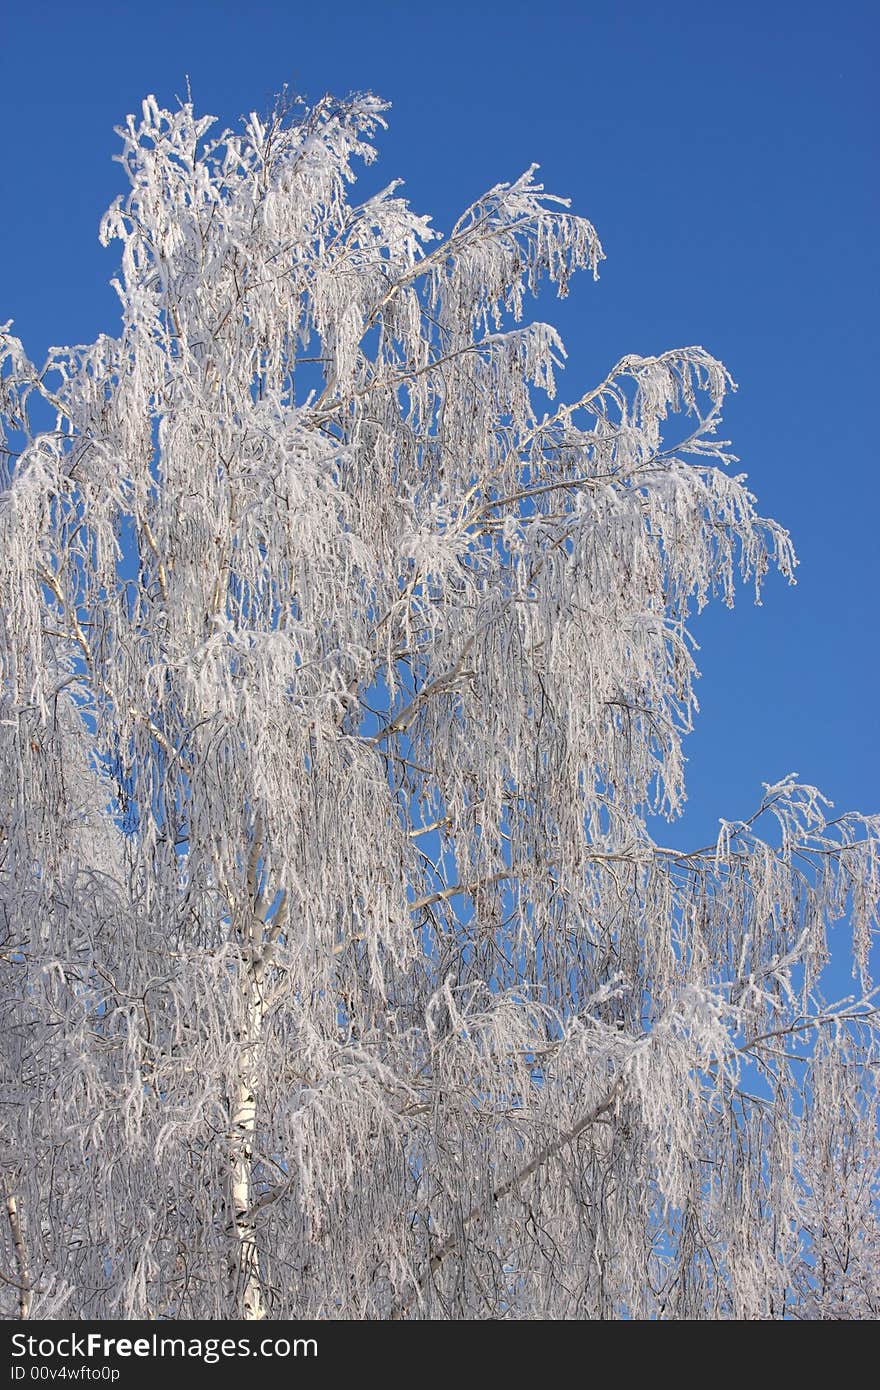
[{"left": 1, "top": 91, "right": 878, "bottom": 1322}]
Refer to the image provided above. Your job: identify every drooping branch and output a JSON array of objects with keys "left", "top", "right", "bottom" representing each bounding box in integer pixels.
[{"left": 391, "top": 1078, "right": 625, "bottom": 1319}]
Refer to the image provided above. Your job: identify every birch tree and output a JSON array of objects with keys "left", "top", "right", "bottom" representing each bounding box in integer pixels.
[{"left": 1, "top": 91, "right": 878, "bottom": 1321}]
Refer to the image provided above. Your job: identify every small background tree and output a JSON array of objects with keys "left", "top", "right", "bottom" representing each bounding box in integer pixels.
[{"left": 1, "top": 91, "right": 877, "bottom": 1320}]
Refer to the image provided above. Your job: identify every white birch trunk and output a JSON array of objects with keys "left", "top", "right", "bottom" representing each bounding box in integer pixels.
[
  {"left": 5, "top": 1193, "right": 33, "bottom": 1320},
  {"left": 228, "top": 972, "right": 266, "bottom": 1321}
]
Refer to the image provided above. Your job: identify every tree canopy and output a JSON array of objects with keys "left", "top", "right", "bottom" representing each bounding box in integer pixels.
[{"left": 1, "top": 91, "right": 877, "bottom": 1320}]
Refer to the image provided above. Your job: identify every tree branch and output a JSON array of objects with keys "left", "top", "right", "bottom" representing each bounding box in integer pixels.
[{"left": 390, "top": 1077, "right": 624, "bottom": 1318}]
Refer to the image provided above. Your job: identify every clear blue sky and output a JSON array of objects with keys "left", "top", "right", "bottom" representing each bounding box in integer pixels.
[{"left": 1, "top": 0, "right": 877, "bottom": 848}]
